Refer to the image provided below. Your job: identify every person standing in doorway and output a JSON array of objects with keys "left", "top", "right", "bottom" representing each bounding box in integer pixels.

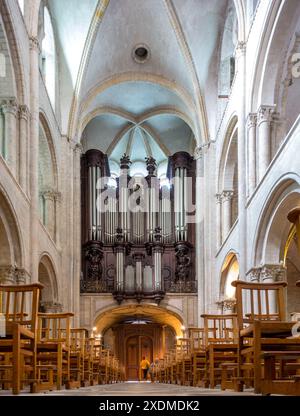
[{"left": 140, "top": 356, "right": 150, "bottom": 381}]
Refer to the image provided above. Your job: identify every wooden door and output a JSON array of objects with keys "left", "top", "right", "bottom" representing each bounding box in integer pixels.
[
  {"left": 126, "top": 336, "right": 139, "bottom": 380},
  {"left": 126, "top": 335, "right": 154, "bottom": 380}
]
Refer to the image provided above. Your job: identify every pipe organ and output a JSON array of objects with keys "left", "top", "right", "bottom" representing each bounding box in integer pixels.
[{"left": 81, "top": 149, "right": 196, "bottom": 303}]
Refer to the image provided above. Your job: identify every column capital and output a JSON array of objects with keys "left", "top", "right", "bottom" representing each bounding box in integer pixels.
[
  {"left": 257, "top": 105, "right": 276, "bottom": 125},
  {"left": 235, "top": 41, "right": 246, "bottom": 58},
  {"left": 40, "top": 188, "right": 57, "bottom": 201},
  {"left": 19, "top": 104, "right": 30, "bottom": 121},
  {"left": 215, "top": 193, "right": 222, "bottom": 204},
  {"left": 29, "top": 36, "right": 40, "bottom": 52},
  {"left": 15, "top": 268, "right": 30, "bottom": 284},
  {"left": 1, "top": 98, "right": 18, "bottom": 115},
  {"left": 247, "top": 113, "right": 257, "bottom": 129},
  {"left": 246, "top": 267, "right": 261, "bottom": 282},
  {"left": 0, "top": 265, "right": 16, "bottom": 284},
  {"left": 260, "top": 263, "right": 286, "bottom": 282},
  {"left": 221, "top": 190, "right": 234, "bottom": 202},
  {"left": 73, "top": 142, "right": 83, "bottom": 154}
]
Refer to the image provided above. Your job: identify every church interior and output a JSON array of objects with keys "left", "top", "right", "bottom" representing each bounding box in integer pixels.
[{"left": 1, "top": 0, "right": 300, "bottom": 396}]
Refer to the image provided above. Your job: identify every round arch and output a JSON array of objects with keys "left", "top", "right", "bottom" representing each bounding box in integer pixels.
[
  {"left": 93, "top": 303, "right": 185, "bottom": 337},
  {"left": 219, "top": 251, "right": 240, "bottom": 301},
  {"left": 38, "top": 253, "right": 58, "bottom": 306},
  {"left": 0, "top": 186, "right": 23, "bottom": 270},
  {"left": 253, "top": 175, "right": 300, "bottom": 266}
]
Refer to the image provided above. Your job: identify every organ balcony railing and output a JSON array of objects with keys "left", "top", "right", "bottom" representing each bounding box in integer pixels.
[{"left": 80, "top": 150, "right": 196, "bottom": 302}]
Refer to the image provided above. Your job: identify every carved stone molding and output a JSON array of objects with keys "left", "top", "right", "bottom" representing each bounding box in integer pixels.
[
  {"left": 257, "top": 105, "right": 276, "bottom": 125},
  {"left": 260, "top": 264, "right": 287, "bottom": 282},
  {"left": 19, "top": 105, "right": 30, "bottom": 121},
  {"left": 40, "top": 301, "right": 63, "bottom": 313},
  {"left": 247, "top": 113, "right": 257, "bottom": 129},
  {"left": 221, "top": 190, "right": 234, "bottom": 202},
  {"left": 215, "top": 193, "right": 222, "bottom": 205},
  {"left": 0, "top": 265, "right": 16, "bottom": 284},
  {"left": 1, "top": 98, "right": 18, "bottom": 116},
  {"left": 29, "top": 36, "right": 40, "bottom": 52},
  {"left": 235, "top": 41, "right": 246, "bottom": 58}
]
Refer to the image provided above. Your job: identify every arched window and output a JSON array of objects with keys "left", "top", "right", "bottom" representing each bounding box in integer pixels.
[
  {"left": 42, "top": 7, "right": 55, "bottom": 109},
  {"left": 18, "top": 0, "right": 24, "bottom": 15}
]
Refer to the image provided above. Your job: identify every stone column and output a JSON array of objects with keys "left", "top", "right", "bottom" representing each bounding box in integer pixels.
[
  {"left": 53, "top": 191, "right": 62, "bottom": 246},
  {"left": 257, "top": 105, "right": 275, "bottom": 182},
  {"left": 247, "top": 113, "right": 257, "bottom": 195},
  {"left": 221, "top": 190, "right": 234, "bottom": 239},
  {"left": 29, "top": 36, "right": 40, "bottom": 282},
  {"left": 236, "top": 41, "right": 247, "bottom": 278},
  {"left": 18, "top": 105, "right": 29, "bottom": 192},
  {"left": 72, "top": 142, "right": 82, "bottom": 326},
  {"left": 194, "top": 146, "right": 206, "bottom": 323},
  {"left": 215, "top": 193, "right": 222, "bottom": 247},
  {"left": 2, "top": 99, "right": 18, "bottom": 177}
]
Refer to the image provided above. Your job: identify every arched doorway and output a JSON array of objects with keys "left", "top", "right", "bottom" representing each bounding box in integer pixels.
[{"left": 94, "top": 303, "right": 183, "bottom": 380}]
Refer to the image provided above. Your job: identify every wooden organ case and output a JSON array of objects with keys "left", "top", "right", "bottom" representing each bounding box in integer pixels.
[{"left": 80, "top": 149, "right": 196, "bottom": 303}]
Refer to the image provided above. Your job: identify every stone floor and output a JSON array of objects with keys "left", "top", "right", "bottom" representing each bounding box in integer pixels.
[{"left": 0, "top": 381, "right": 256, "bottom": 396}]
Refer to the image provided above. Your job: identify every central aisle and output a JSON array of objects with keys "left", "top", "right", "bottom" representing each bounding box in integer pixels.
[{"left": 23, "top": 382, "right": 255, "bottom": 396}]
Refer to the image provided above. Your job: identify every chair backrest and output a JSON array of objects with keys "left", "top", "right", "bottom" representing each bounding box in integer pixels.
[
  {"left": 37, "top": 312, "right": 74, "bottom": 345},
  {"left": 177, "top": 338, "right": 190, "bottom": 356},
  {"left": 188, "top": 327, "right": 205, "bottom": 351},
  {"left": 0, "top": 283, "right": 43, "bottom": 334},
  {"left": 201, "top": 314, "right": 238, "bottom": 345},
  {"left": 231, "top": 280, "right": 287, "bottom": 330},
  {"left": 70, "top": 328, "right": 87, "bottom": 353}
]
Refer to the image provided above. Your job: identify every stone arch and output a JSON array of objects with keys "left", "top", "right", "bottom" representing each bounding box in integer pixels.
[
  {"left": 92, "top": 302, "right": 186, "bottom": 337},
  {"left": 38, "top": 113, "right": 59, "bottom": 238},
  {"left": 217, "top": 115, "right": 238, "bottom": 242},
  {"left": 38, "top": 253, "right": 60, "bottom": 312},
  {"left": 0, "top": 1, "right": 26, "bottom": 103},
  {"left": 0, "top": 186, "right": 23, "bottom": 284},
  {"left": 218, "top": 252, "right": 239, "bottom": 313},
  {"left": 253, "top": 176, "right": 300, "bottom": 266}
]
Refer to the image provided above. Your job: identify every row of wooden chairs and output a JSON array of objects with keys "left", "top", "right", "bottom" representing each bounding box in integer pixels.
[
  {"left": 0, "top": 284, "right": 125, "bottom": 394},
  {"left": 155, "top": 280, "right": 300, "bottom": 395}
]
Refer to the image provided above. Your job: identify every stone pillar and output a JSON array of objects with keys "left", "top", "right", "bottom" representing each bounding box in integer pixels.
[
  {"left": 257, "top": 105, "right": 275, "bottom": 182},
  {"left": 18, "top": 105, "right": 29, "bottom": 192},
  {"left": 2, "top": 99, "right": 18, "bottom": 177},
  {"left": 215, "top": 193, "right": 222, "bottom": 247},
  {"left": 247, "top": 113, "right": 257, "bottom": 195},
  {"left": 236, "top": 41, "right": 247, "bottom": 278},
  {"left": 221, "top": 190, "right": 234, "bottom": 239},
  {"left": 54, "top": 191, "right": 62, "bottom": 246},
  {"left": 29, "top": 36, "right": 40, "bottom": 283},
  {"left": 72, "top": 142, "right": 82, "bottom": 326},
  {"left": 194, "top": 146, "right": 205, "bottom": 323}
]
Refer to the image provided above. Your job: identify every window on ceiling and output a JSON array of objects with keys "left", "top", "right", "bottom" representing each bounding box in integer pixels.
[{"left": 41, "top": 7, "right": 56, "bottom": 109}]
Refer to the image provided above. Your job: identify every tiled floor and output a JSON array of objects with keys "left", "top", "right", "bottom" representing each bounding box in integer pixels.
[{"left": 0, "top": 381, "right": 256, "bottom": 396}]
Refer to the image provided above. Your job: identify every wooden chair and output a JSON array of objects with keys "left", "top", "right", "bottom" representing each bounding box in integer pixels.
[
  {"left": 201, "top": 314, "right": 238, "bottom": 389},
  {"left": 0, "top": 283, "right": 43, "bottom": 394},
  {"left": 69, "top": 328, "right": 87, "bottom": 388},
  {"left": 188, "top": 328, "right": 206, "bottom": 387},
  {"left": 232, "top": 280, "right": 300, "bottom": 394},
  {"left": 36, "top": 312, "right": 74, "bottom": 391}
]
